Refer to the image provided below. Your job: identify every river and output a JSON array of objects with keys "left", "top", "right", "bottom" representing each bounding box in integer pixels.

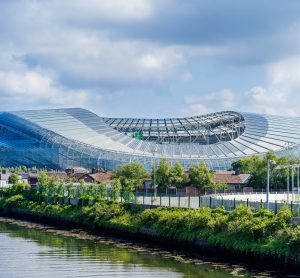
[{"left": 0, "top": 219, "right": 279, "bottom": 278}]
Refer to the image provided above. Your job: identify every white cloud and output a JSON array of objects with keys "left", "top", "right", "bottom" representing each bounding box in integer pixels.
[
  {"left": 51, "top": 0, "right": 154, "bottom": 22},
  {"left": 138, "top": 54, "right": 163, "bottom": 70},
  {"left": 180, "top": 54, "right": 300, "bottom": 117},
  {"left": 180, "top": 71, "right": 193, "bottom": 82},
  {"left": 0, "top": 0, "right": 196, "bottom": 114},
  {"left": 245, "top": 86, "right": 287, "bottom": 115},
  {"left": 268, "top": 56, "right": 300, "bottom": 88},
  {"left": 0, "top": 0, "right": 187, "bottom": 89},
  {"left": 250, "top": 57, "right": 300, "bottom": 116},
  {"left": 2, "top": 0, "right": 300, "bottom": 117},
  {"left": 0, "top": 69, "right": 90, "bottom": 110},
  {"left": 180, "top": 89, "right": 237, "bottom": 116},
  {"left": 20, "top": 28, "right": 187, "bottom": 86}
]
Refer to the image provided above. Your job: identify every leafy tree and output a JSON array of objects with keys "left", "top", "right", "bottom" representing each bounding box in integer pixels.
[
  {"left": 210, "top": 182, "right": 228, "bottom": 194},
  {"left": 38, "top": 171, "right": 49, "bottom": 187},
  {"left": 99, "top": 183, "right": 107, "bottom": 199},
  {"left": 77, "top": 179, "right": 87, "bottom": 197},
  {"left": 155, "top": 158, "right": 172, "bottom": 192},
  {"left": 188, "top": 162, "right": 214, "bottom": 192},
  {"left": 37, "top": 171, "right": 50, "bottom": 196},
  {"left": 231, "top": 152, "right": 290, "bottom": 190},
  {"left": 57, "top": 180, "right": 65, "bottom": 197},
  {"left": 170, "top": 162, "right": 188, "bottom": 188},
  {"left": 113, "top": 162, "right": 148, "bottom": 192},
  {"left": 231, "top": 160, "right": 243, "bottom": 171},
  {"left": 110, "top": 179, "right": 121, "bottom": 201},
  {"left": 48, "top": 175, "right": 59, "bottom": 195},
  {"left": 11, "top": 180, "right": 30, "bottom": 194},
  {"left": 31, "top": 166, "right": 37, "bottom": 173},
  {"left": 8, "top": 173, "right": 19, "bottom": 185},
  {"left": 21, "top": 165, "right": 27, "bottom": 172},
  {"left": 66, "top": 179, "right": 74, "bottom": 198}
]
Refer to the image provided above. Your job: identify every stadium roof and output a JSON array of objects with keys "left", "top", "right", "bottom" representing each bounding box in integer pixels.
[{"left": 0, "top": 108, "right": 298, "bottom": 170}]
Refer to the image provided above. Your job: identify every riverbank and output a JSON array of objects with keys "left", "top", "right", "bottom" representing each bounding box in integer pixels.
[
  {"left": 0, "top": 216, "right": 267, "bottom": 278},
  {"left": 0, "top": 193, "right": 300, "bottom": 274}
]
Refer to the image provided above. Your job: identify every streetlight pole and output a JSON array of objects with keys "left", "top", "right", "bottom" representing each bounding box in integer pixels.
[
  {"left": 151, "top": 150, "right": 157, "bottom": 202},
  {"left": 266, "top": 159, "right": 276, "bottom": 210},
  {"left": 287, "top": 168, "right": 290, "bottom": 203},
  {"left": 292, "top": 166, "right": 294, "bottom": 202},
  {"left": 297, "top": 167, "right": 299, "bottom": 193},
  {"left": 275, "top": 163, "right": 300, "bottom": 203},
  {"left": 267, "top": 159, "right": 270, "bottom": 210},
  {"left": 153, "top": 159, "right": 156, "bottom": 198}
]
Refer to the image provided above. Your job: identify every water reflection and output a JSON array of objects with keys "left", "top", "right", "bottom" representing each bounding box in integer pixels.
[{"left": 0, "top": 221, "right": 248, "bottom": 278}]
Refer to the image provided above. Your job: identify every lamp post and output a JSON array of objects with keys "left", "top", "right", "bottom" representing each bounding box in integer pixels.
[
  {"left": 297, "top": 167, "right": 299, "bottom": 194},
  {"left": 151, "top": 150, "right": 157, "bottom": 203},
  {"left": 287, "top": 168, "right": 290, "bottom": 203},
  {"left": 266, "top": 159, "right": 276, "bottom": 210},
  {"left": 292, "top": 166, "right": 295, "bottom": 202},
  {"left": 275, "top": 163, "right": 300, "bottom": 203}
]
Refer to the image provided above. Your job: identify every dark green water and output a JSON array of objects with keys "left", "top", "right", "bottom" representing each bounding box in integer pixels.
[{"left": 0, "top": 220, "right": 266, "bottom": 278}]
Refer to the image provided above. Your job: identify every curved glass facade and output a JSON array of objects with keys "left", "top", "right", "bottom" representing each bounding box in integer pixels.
[{"left": 0, "top": 108, "right": 298, "bottom": 170}]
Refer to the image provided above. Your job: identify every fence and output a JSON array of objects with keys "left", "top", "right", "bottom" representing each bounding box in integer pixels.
[{"left": 1, "top": 187, "right": 299, "bottom": 215}]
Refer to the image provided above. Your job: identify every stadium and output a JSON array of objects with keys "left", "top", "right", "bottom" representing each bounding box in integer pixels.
[{"left": 0, "top": 108, "right": 298, "bottom": 171}]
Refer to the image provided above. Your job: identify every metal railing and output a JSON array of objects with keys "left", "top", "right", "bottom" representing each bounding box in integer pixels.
[{"left": 1, "top": 187, "right": 299, "bottom": 215}]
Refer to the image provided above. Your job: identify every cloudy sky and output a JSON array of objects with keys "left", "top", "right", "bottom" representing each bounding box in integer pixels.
[{"left": 1, "top": 0, "right": 300, "bottom": 118}]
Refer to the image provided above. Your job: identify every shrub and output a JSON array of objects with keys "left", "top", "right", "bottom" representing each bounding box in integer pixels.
[
  {"left": 5, "top": 194, "right": 25, "bottom": 208},
  {"left": 139, "top": 207, "right": 166, "bottom": 227},
  {"left": 10, "top": 182, "right": 30, "bottom": 195},
  {"left": 90, "top": 202, "right": 125, "bottom": 224},
  {"left": 1, "top": 188, "right": 300, "bottom": 264},
  {"left": 110, "top": 179, "right": 121, "bottom": 201}
]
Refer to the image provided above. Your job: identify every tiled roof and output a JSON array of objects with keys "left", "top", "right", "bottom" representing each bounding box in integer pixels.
[
  {"left": 69, "top": 173, "right": 86, "bottom": 180},
  {"left": 69, "top": 172, "right": 113, "bottom": 183},
  {"left": 88, "top": 172, "right": 113, "bottom": 183},
  {"left": 46, "top": 172, "right": 69, "bottom": 180},
  {"left": 213, "top": 173, "right": 251, "bottom": 185}
]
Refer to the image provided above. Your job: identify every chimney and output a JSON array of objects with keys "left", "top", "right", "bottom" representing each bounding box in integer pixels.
[
  {"left": 91, "top": 168, "right": 97, "bottom": 174},
  {"left": 235, "top": 169, "right": 241, "bottom": 175}
]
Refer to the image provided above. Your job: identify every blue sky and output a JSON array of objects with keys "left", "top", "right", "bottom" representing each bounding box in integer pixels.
[{"left": 1, "top": 0, "right": 300, "bottom": 118}]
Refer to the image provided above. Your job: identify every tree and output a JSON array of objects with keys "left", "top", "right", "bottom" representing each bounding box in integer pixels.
[
  {"left": 110, "top": 179, "right": 121, "bottom": 201},
  {"left": 99, "top": 183, "right": 107, "bottom": 199},
  {"left": 211, "top": 182, "right": 228, "bottom": 194},
  {"left": 231, "top": 152, "right": 291, "bottom": 190},
  {"left": 9, "top": 173, "right": 19, "bottom": 185},
  {"left": 155, "top": 158, "right": 172, "bottom": 192},
  {"left": 11, "top": 180, "right": 30, "bottom": 194},
  {"left": 231, "top": 160, "right": 243, "bottom": 171},
  {"left": 78, "top": 179, "right": 87, "bottom": 197},
  {"left": 113, "top": 162, "right": 148, "bottom": 192},
  {"left": 170, "top": 162, "right": 188, "bottom": 188},
  {"left": 66, "top": 179, "right": 74, "bottom": 198},
  {"left": 38, "top": 171, "right": 49, "bottom": 188},
  {"left": 188, "top": 162, "right": 214, "bottom": 192}
]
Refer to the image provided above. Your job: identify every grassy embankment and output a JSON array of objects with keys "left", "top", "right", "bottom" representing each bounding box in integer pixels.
[{"left": 0, "top": 185, "right": 299, "bottom": 267}]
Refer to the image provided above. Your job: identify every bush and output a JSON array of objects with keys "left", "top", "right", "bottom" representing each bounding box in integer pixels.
[
  {"left": 0, "top": 197, "right": 6, "bottom": 209},
  {"left": 1, "top": 188, "right": 300, "bottom": 264},
  {"left": 140, "top": 207, "right": 166, "bottom": 227},
  {"left": 90, "top": 202, "right": 125, "bottom": 224},
  {"left": 10, "top": 182, "right": 30, "bottom": 195},
  {"left": 5, "top": 194, "right": 25, "bottom": 208}
]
